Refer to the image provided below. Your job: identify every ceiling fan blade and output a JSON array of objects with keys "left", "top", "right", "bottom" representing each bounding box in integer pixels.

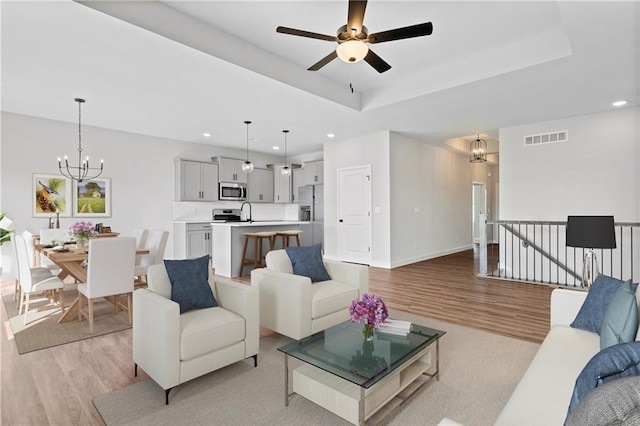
[
  {"left": 364, "top": 49, "right": 391, "bottom": 73},
  {"left": 276, "top": 26, "right": 337, "bottom": 42},
  {"left": 368, "top": 22, "right": 433, "bottom": 44},
  {"left": 347, "top": 0, "right": 368, "bottom": 35},
  {"left": 308, "top": 50, "right": 338, "bottom": 71}
]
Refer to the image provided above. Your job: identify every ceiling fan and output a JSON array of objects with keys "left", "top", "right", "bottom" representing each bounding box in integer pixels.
[{"left": 276, "top": 0, "right": 433, "bottom": 73}]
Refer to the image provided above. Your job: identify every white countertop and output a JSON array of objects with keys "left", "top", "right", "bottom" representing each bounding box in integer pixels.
[{"left": 211, "top": 220, "right": 310, "bottom": 227}]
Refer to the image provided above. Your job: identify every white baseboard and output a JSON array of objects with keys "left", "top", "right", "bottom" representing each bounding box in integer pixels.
[{"left": 389, "top": 245, "right": 473, "bottom": 269}]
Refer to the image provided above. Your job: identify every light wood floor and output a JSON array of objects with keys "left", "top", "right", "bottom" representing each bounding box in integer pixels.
[{"left": 1, "top": 248, "right": 554, "bottom": 425}]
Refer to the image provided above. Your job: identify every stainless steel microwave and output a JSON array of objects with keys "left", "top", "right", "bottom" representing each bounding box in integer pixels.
[{"left": 219, "top": 182, "right": 247, "bottom": 201}]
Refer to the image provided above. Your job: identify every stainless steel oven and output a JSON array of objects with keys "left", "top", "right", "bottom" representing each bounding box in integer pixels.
[{"left": 219, "top": 182, "right": 247, "bottom": 201}]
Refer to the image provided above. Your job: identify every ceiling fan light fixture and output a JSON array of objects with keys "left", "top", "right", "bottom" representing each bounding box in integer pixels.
[{"left": 336, "top": 40, "right": 368, "bottom": 63}]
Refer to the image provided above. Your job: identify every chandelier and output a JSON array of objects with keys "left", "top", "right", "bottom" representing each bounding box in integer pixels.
[
  {"left": 470, "top": 134, "right": 487, "bottom": 163},
  {"left": 281, "top": 130, "right": 291, "bottom": 176},
  {"left": 241, "top": 120, "right": 254, "bottom": 173},
  {"left": 58, "top": 98, "right": 103, "bottom": 182}
]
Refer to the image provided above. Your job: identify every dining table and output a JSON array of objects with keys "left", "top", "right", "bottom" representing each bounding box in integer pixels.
[{"left": 35, "top": 244, "right": 149, "bottom": 323}]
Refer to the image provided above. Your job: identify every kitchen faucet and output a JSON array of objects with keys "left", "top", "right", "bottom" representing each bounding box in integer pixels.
[{"left": 240, "top": 201, "right": 252, "bottom": 222}]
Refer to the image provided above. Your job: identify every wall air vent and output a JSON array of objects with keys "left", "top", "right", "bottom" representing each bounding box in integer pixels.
[{"left": 524, "top": 130, "right": 568, "bottom": 146}]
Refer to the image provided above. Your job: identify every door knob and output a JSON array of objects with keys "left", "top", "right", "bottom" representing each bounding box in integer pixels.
[{"left": 339, "top": 219, "right": 343, "bottom": 222}]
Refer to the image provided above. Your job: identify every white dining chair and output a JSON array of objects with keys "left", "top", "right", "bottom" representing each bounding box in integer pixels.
[
  {"left": 28, "top": 230, "right": 61, "bottom": 274},
  {"left": 131, "top": 229, "right": 148, "bottom": 250},
  {"left": 13, "top": 231, "right": 59, "bottom": 306},
  {"left": 77, "top": 237, "right": 136, "bottom": 333},
  {"left": 39, "top": 228, "right": 70, "bottom": 246},
  {"left": 14, "top": 234, "right": 65, "bottom": 325},
  {"left": 134, "top": 230, "right": 168, "bottom": 287}
]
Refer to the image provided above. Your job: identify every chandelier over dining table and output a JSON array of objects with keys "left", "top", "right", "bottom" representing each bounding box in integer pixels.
[{"left": 58, "top": 98, "right": 104, "bottom": 182}]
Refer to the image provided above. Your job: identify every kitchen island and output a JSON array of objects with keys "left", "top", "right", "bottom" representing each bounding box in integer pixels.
[{"left": 211, "top": 221, "right": 310, "bottom": 277}]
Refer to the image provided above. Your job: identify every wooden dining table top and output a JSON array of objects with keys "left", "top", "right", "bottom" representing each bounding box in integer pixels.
[
  {"left": 36, "top": 245, "right": 150, "bottom": 283},
  {"left": 35, "top": 243, "right": 150, "bottom": 324}
]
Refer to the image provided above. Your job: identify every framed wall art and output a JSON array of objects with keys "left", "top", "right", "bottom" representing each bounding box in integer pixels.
[
  {"left": 32, "top": 174, "right": 72, "bottom": 217},
  {"left": 73, "top": 177, "right": 111, "bottom": 217}
]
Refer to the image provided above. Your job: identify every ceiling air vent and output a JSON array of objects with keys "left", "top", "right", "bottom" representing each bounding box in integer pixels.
[{"left": 524, "top": 130, "right": 568, "bottom": 146}]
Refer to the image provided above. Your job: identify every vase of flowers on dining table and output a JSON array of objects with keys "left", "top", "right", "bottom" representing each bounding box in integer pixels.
[{"left": 69, "top": 220, "right": 96, "bottom": 250}]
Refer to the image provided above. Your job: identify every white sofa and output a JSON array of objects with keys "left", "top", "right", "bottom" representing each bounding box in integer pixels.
[
  {"left": 251, "top": 249, "right": 369, "bottom": 340},
  {"left": 133, "top": 263, "right": 259, "bottom": 404},
  {"left": 495, "top": 288, "right": 604, "bottom": 425}
]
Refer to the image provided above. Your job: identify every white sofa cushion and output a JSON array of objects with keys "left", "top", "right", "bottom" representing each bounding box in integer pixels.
[
  {"left": 180, "top": 307, "right": 245, "bottom": 362},
  {"left": 495, "top": 325, "right": 600, "bottom": 425},
  {"left": 311, "top": 280, "right": 359, "bottom": 319}
]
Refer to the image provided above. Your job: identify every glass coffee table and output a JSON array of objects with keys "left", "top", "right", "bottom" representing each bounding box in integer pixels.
[{"left": 278, "top": 320, "right": 445, "bottom": 425}]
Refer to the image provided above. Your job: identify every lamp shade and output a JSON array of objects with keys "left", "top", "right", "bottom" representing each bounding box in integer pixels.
[{"left": 566, "top": 216, "right": 616, "bottom": 249}]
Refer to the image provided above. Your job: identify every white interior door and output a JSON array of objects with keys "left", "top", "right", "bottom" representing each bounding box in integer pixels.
[
  {"left": 337, "top": 166, "right": 372, "bottom": 264},
  {"left": 473, "top": 182, "right": 487, "bottom": 243}
]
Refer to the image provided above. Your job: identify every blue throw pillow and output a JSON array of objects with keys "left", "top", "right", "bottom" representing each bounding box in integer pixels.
[
  {"left": 566, "top": 341, "right": 640, "bottom": 422},
  {"left": 285, "top": 244, "right": 331, "bottom": 283},
  {"left": 163, "top": 255, "right": 218, "bottom": 314},
  {"left": 601, "top": 280, "right": 639, "bottom": 350},
  {"left": 571, "top": 274, "right": 628, "bottom": 334}
]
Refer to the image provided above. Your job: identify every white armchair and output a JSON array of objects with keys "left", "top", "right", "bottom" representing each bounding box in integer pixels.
[
  {"left": 133, "top": 263, "right": 259, "bottom": 404},
  {"left": 251, "top": 249, "right": 369, "bottom": 340}
]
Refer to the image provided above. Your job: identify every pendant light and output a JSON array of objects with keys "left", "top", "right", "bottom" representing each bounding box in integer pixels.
[
  {"left": 470, "top": 134, "right": 487, "bottom": 163},
  {"left": 281, "top": 130, "right": 291, "bottom": 176},
  {"left": 241, "top": 120, "right": 254, "bottom": 173},
  {"left": 58, "top": 98, "right": 104, "bottom": 182}
]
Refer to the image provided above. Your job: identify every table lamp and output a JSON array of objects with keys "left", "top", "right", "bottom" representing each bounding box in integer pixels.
[{"left": 566, "top": 215, "right": 616, "bottom": 288}]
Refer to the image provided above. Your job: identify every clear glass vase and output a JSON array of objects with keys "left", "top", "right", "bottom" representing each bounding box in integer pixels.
[{"left": 362, "top": 323, "right": 375, "bottom": 341}]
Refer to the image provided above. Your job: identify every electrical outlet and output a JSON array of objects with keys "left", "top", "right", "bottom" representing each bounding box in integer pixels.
[
  {"left": 414, "top": 207, "right": 420, "bottom": 213},
  {"left": 414, "top": 243, "right": 419, "bottom": 249}
]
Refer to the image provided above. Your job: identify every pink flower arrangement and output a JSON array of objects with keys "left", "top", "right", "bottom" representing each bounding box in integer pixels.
[
  {"left": 349, "top": 293, "right": 388, "bottom": 329},
  {"left": 68, "top": 220, "right": 96, "bottom": 240}
]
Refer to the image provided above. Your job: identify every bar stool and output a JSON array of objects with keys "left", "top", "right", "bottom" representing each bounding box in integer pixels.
[
  {"left": 275, "top": 230, "right": 303, "bottom": 249},
  {"left": 239, "top": 231, "right": 276, "bottom": 277}
]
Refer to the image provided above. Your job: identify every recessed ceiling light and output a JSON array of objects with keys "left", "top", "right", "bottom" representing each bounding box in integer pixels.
[
  {"left": 272, "top": 146, "right": 280, "bottom": 150},
  {"left": 612, "top": 100, "right": 628, "bottom": 107},
  {"left": 327, "top": 133, "right": 336, "bottom": 138},
  {"left": 202, "top": 132, "right": 212, "bottom": 137}
]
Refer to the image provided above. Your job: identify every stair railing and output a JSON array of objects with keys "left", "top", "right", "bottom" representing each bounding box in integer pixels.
[{"left": 479, "top": 215, "right": 640, "bottom": 287}]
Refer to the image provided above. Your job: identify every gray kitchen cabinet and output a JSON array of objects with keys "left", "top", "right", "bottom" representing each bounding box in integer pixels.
[
  {"left": 273, "top": 165, "right": 292, "bottom": 203},
  {"left": 173, "top": 222, "right": 212, "bottom": 259},
  {"left": 219, "top": 157, "right": 248, "bottom": 184},
  {"left": 247, "top": 168, "right": 274, "bottom": 202},
  {"left": 292, "top": 168, "right": 304, "bottom": 203},
  {"left": 304, "top": 161, "right": 324, "bottom": 185},
  {"left": 175, "top": 159, "right": 218, "bottom": 201}
]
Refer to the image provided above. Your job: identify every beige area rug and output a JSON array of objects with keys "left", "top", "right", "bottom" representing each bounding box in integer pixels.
[
  {"left": 3, "top": 289, "right": 132, "bottom": 354},
  {"left": 93, "top": 310, "right": 540, "bottom": 425}
]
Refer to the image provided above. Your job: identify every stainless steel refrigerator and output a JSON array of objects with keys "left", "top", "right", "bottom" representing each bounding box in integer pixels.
[{"left": 298, "top": 184, "right": 324, "bottom": 248}]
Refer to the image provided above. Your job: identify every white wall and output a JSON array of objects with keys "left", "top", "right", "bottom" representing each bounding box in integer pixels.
[
  {"left": 0, "top": 112, "right": 288, "bottom": 274},
  {"left": 498, "top": 107, "right": 640, "bottom": 284},
  {"left": 500, "top": 107, "right": 640, "bottom": 221},
  {"left": 389, "top": 132, "right": 494, "bottom": 267},
  {"left": 324, "top": 131, "right": 391, "bottom": 267},
  {"left": 324, "top": 130, "right": 496, "bottom": 269}
]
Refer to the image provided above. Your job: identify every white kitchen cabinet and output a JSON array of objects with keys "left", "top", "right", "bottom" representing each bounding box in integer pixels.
[
  {"left": 247, "top": 168, "right": 274, "bottom": 203},
  {"left": 304, "top": 161, "right": 324, "bottom": 185},
  {"left": 173, "top": 222, "right": 212, "bottom": 259},
  {"left": 292, "top": 168, "right": 304, "bottom": 203},
  {"left": 175, "top": 160, "right": 218, "bottom": 201},
  {"left": 219, "top": 157, "right": 248, "bottom": 184},
  {"left": 273, "top": 165, "right": 292, "bottom": 203}
]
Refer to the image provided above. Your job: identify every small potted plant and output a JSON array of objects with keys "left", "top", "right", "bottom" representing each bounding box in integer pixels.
[{"left": 0, "top": 213, "right": 14, "bottom": 246}]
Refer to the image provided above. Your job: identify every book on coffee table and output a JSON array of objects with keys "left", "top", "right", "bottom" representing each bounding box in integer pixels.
[{"left": 377, "top": 319, "right": 413, "bottom": 336}]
